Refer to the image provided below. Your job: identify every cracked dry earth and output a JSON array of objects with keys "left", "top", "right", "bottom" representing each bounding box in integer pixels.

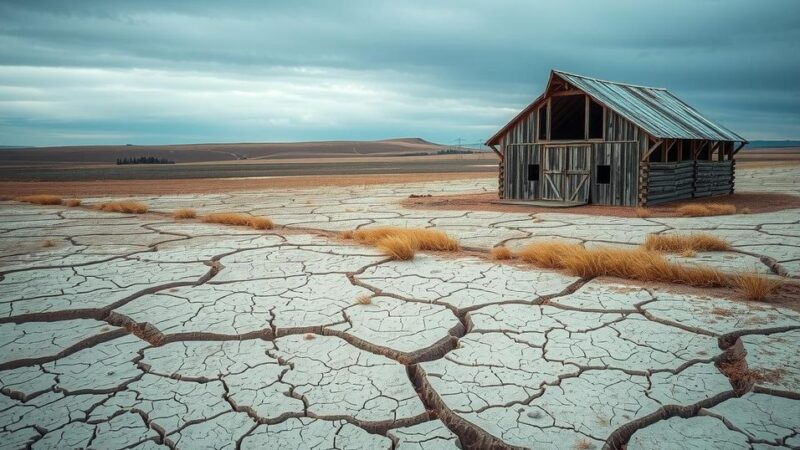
[{"left": 1, "top": 166, "right": 799, "bottom": 450}]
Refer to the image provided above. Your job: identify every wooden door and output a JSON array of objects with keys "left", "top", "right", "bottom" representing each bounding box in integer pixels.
[
  {"left": 542, "top": 146, "right": 565, "bottom": 201},
  {"left": 565, "top": 145, "right": 591, "bottom": 202}
]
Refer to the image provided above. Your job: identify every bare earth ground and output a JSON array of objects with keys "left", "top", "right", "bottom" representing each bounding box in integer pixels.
[{"left": 0, "top": 166, "right": 798, "bottom": 449}]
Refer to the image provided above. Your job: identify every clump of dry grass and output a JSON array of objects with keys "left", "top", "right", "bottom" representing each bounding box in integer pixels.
[
  {"left": 739, "top": 207, "right": 752, "bottom": 214},
  {"left": 490, "top": 246, "right": 514, "bottom": 260},
  {"left": 172, "top": 208, "right": 197, "bottom": 219},
  {"left": 64, "top": 199, "right": 81, "bottom": 207},
  {"left": 376, "top": 235, "right": 417, "bottom": 260},
  {"left": 514, "top": 242, "right": 728, "bottom": 288},
  {"left": 676, "top": 203, "right": 737, "bottom": 217},
  {"left": 733, "top": 272, "right": 781, "bottom": 301},
  {"left": 202, "top": 212, "right": 273, "bottom": 230},
  {"left": 41, "top": 239, "right": 55, "bottom": 248},
  {"left": 678, "top": 248, "right": 697, "bottom": 258},
  {"left": 16, "top": 194, "right": 63, "bottom": 205},
  {"left": 345, "top": 227, "right": 459, "bottom": 252},
  {"left": 340, "top": 227, "right": 459, "bottom": 261},
  {"left": 643, "top": 233, "right": 730, "bottom": 253},
  {"left": 574, "top": 439, "right": 593, "bottom": 450},
  {"left": 96, "top": 200, "right": 148, "bottom": 214},
  {"left": 634, "top": 207, "right": 651, "bottom": 218},
  {"left": 355, "top": 294, "right": 372, "bottom": 305},
  {"left": 303, "top": 333, "right": 316, "bottom": 340},
  {"left": 248, "top": 216, "right": 274, "bottom": 230}
]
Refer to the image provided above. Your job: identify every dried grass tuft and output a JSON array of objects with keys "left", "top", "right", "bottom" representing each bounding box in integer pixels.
[
  {"left": 376, "top": 235, "right": 417, "bottom": 260},
  {"left": 355, "top": 294, "right": 372, "bottom": 305},
  {"left": 574, "top": 439, "right": 593, "bottom": 450},
  {"left": 203, "top": 212, "right": 273, "bottom": 230},
  {"left": 733, "top": 272, "right": 781, "bottom": 301},
  {"left": 248, "top": 216, "right": 274, "bottom": 230},
  {"left": 64, "top": 199, "right": 81, "bottom": 207},
  {"left": 490, "top": 246, "right": 514, "bottom": 260},
  {"left": 341, "top": 227, "right": 459, "bottom": 258},
  {"left": 634, "top": 207, "right": 651, "bottom": 218},
  {"left": 96, "top": 200, "right": 148, "bottom": 214},
  {"left": 16, "top": 194, "right": 62, "bottom": 205},
  {"left": 303, "top": 333, "right": 316, "bottom": 340},
  {"left": 643, "top": 233, "right": 730, "bottom": 253},
  {"left": 41, "top": 239, "right": 55, "bottom": 248},
  {"left": 739, "top": 207, "right": 752, "bottom": 214},
  {"left": 676, "top": 203, "right": 737, "bottom": 217},
  {"left": 172, "top": 208, "right": 197, "bottom": 219},
  {"left": 678, "top": 248, "right": 697, "bottom": 258},
  {"left": 514, "top": 241, "right": 728, "bottom": 288}
]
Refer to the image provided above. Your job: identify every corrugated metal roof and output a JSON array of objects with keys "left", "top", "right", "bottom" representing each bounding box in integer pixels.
[{"left": 553, "top": 70, "right": 746, "bottom": 142}]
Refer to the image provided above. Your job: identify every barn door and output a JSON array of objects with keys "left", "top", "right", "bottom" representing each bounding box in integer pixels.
[
  {"left": 542, "top": 146, "right": 565, "bottom": 201},
  {"left": 565, "top": 145, "right": 591, "bottom": 202}
]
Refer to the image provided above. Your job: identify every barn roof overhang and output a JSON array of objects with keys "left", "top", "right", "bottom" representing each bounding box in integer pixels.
[{"left": 485, "top": 70, "right": 748, "bottom": 147}]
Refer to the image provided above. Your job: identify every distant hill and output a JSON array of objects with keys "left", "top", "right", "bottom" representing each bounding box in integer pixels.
[
  {"left": 0, "top": 138, "right": 448, "bottom": 166},
  {"left": 743, "top": 140, "right": 800, "bottom": 149}
]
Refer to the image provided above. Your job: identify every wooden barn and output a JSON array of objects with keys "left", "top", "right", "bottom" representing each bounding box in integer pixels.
[{"left": 485, "top": 70, "right": 747, "bottom": 206}]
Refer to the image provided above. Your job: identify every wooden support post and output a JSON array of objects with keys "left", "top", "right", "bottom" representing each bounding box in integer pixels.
[{"left": 642, "top": 139, "right": 663, "bottom": 161}]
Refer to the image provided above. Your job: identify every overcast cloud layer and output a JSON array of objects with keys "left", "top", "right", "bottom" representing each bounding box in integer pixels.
[{"left": 1, "top": 0, "right": 798, "bottom": 146}]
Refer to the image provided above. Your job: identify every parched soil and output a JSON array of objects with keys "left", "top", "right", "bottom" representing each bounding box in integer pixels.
[
  {"left": 0, "top": 172, "right": 496, "bottom": 197},
  {"left": 401, "top": 192, "right": 800, "bottom": 217}
]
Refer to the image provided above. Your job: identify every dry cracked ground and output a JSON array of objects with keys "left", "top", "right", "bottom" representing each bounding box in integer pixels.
[{"left": 1, "top": 166, "right": 799, "bottom": 449}]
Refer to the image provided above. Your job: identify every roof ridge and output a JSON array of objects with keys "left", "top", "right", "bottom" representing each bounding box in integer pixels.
[{"left": 553, "top": 69, "right": 667, "bottom": 91}]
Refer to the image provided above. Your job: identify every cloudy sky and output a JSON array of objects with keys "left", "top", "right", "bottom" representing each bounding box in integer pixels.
[{"left": 0, "top": 0, "right": 798, "bottom": 146}]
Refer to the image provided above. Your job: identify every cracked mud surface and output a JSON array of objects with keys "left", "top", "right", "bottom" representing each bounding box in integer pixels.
[{"left": 1, "top": 166, "right": 799, "bottom": 449}]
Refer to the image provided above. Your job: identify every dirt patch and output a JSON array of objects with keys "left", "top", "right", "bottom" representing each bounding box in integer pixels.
[
  {"left": 0, "top": 172, "right": 495, "bottom": 197},
  {"left": 401, "top": 192, "right": 800, "bottom": 217}
]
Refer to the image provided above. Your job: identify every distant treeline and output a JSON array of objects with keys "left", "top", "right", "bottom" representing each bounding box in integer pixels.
[
  {"left": 116, "top": 156, "right": 175, "bottom": 165},
  {"left": 437, "top": 149, "right": 475, "bottom": 155}
]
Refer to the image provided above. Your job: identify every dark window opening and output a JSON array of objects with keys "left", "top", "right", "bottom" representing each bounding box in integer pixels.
[
  {"left": 550, "top": 95, "right": 585, "bottom": 140},
  {"left": 588, "top": 99, "right": 603, "bottom": 139},
  {"left": 538, "top": 106, "right": 547, "bottom": 141},
  {"left": 527, "top": 164, "right": 540, "bottom": 181},
  {"left": 597, "top": 165, "right": 611, "bottom": 184}
]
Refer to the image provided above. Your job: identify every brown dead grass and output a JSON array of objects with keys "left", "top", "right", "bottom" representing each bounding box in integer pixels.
[
  {"left": 343, "top": 227, "right": 460, "bottom": 252},
  {"left": 679, "top": 248, "right": 697, "bottom": 258},
  {"left": 574, "top": 439, "right": 593, "bottom": 450},
  {"left": 15, "top": 194, "right": 63, "bottom": 205},
  {"left": 376, "top": 235, "right": 417, "bottom": 260},
  {"left": 734, "top": 272, "right": 781, "bottom": 301},
  {"left": 41, "top": 239, "right": 55, "bottom": 248},
  {"left": 676, "top": 203, "right": 737, "bottom": 217},
  {"left": 515, "top": 242, "right": 728, "bottom": 288},
  {"left": 248, "top": 216, "right": 274, "bottom": 230},
  {"left": 172, "top": 208, "right": 197, "bottom": 219},
  {"left": 634, "top": 207, "right": 651, "bottom": 218},
  {"left": 64, "top": 198, "right": 81, "bottom": 207},
  {"left": 643, "top": 233, "right": 730, "bottom": 253},
  {"left": 490, "top": 246, "right": 514, "bottom": 260},
  {"left": 96, "top": 200, "right": 148, "bottom": 214},
  {"left": 202, "top": 212, "right": 273, "bottom": 230},
  {"left": 355, "top": 294, "right": 373, "bottom": 305}
]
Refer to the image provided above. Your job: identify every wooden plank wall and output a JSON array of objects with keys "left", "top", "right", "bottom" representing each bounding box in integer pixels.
[
  {"left": 501, "top": 106, "right": 538, "bottom": 199},
  {"left": 591, "top": 142, "right": 640, "bottom": 206},
  {"left": 503, "top": 144, "right": 540, "bottom": 199},
  {"left": 644, "top": 161, "right": 694, "bottom": 205},
  {"left": 695, "top": 160, "right": 734, "bottom": 197}
]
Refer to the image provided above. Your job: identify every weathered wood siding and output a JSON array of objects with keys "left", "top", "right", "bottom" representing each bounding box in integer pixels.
[
  {"left": 499, "top": 105, "right": 646, "bottom": 205},
  {"left": 644, "top": 161, "right": 695, "bottom": 205},
  {"left": 591, "top": 142, "right": 640, "bottom": 206},
  {"left": 695, "top": 160, "right": 734, "bottom": 197},
  {"left": 503, "top": 144, "right": 540, "bottom": 199}
]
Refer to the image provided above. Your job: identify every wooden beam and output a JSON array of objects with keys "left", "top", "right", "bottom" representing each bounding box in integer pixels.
[
  {"left": 489, "top": 144, "right": 503, "bottom": 161},
  {"left": 733, "top": 141, "right": 746, "bottom": 155},
  {"left": 550, "top": 89, "right": 584, "bottom": 97},
  {"left": 584, "top": 95, "right": 590, "bottom": 140},
  {"left": 642, "top": 139, "right": 663, "bottom": 161}
]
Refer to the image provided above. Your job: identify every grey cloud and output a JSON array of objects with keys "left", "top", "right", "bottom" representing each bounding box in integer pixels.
[{"left": 0, "top": 0, "right": 798, "bottom": 145}]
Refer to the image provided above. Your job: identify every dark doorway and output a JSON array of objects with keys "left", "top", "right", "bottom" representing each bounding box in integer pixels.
[{"left": 550, "top": 95, "right": 585, "bottom": 140}]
